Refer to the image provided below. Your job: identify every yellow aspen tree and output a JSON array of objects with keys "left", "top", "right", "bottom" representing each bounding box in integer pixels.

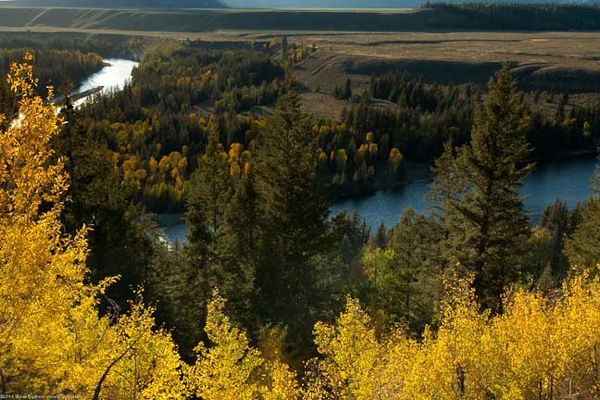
[
  {"left": 187, "top": 293, "right": 300, "bottom": 400},
  {"left": 305, "top": 296, "right": 387, "bottom": 400},
  {"left": 400, "top": 273, "right": 488, "bottom": 400},
  {"left": 488, "top": 290, "right": 560, "bottom": 400},
  {"left": 0, "top": 53, "right": 111, "bottom": 394},
  {"left": 0, "top": 55, "right": 185, "bottom": 398},
  {"left": 96, "top": 293, "right": 187, "bottom": 399},
  {"left": 560, "top": 268, "right": 600, "bottom": 397}
]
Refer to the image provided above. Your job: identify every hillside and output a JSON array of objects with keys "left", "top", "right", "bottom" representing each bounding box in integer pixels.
[
  {"left": 7, "top": 0, "right": 600, "bottom": 8},
  {"left": 0, "top": 5, "right": 599, "bottom": 32}
]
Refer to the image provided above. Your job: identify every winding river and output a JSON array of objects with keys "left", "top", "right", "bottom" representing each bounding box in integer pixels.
[{"left": 74, "top": 59, "right": 599, "bottom": 242}]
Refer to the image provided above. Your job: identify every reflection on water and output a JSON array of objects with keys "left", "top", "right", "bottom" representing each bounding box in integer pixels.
[
  {"left": 331, "top": 155, "right": 598, "bottom": 230},
  {"left": 73, "top": 59, "right": 138, "bottom": 107},
  {"left": 163, "top": 155, "right": 598, "bottom": 242}
]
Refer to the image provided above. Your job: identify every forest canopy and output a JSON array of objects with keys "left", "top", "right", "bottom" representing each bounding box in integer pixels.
[{"left": 1, "top": 34, "right": 600, "bottom": 398}]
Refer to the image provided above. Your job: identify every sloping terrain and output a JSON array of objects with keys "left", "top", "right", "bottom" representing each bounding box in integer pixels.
[
  {"left": 289, "top": 31, "right": 600, "bottom": 94},
  {"left": 0, "top": 7, "right": 445, "bottom": 32},
  {"left": 1, "top": 5, "right": 599, "bottom": 33}
]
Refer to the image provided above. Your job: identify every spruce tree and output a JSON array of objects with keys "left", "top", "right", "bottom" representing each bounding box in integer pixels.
[
  {"left": 431, "top": 66, "right": 533, "bottom": 311},
  {"left": 564, "top": 163, "right": 600, "bottom": 271},
  {"left": 254, "top": 89, "right": 331, "bottom": 341},
  {"left": 191, "top": 116, "right": 232, "bottom": 233},
  {"left": 371, "top": 221, "right": 388, "bottom": 250},
  {"left": 386, "top": 209, "right": 445, "bottom": 333},
  {"left": 177, "top": 118, "right": 243, "bottom": 357}
]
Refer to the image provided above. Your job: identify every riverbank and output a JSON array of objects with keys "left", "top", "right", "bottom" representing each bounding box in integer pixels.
[
  {"left": 535, "top": 148, "right": 599, "bottom": 163},
  {"left": 328, "top": 147, "right": 600, "bottom": 204},
  {"left": 159, "top": 154, "right": 598, "bottom": 242},
  {"left": 326, "top": 161, "right": 431, "bottom": 202}
]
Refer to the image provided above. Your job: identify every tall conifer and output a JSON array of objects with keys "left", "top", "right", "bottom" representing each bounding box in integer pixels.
[
  {"left": 431, "top": 66, "right": 533, "bottom": 311},
  {"left": 564, "top": 163, "right": 600, "bottom": 270},
  {"left": 254, "top": 89, "right": 330, "bottom": 340}
]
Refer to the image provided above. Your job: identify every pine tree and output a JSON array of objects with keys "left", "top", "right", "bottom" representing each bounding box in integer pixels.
[
  {"left": 224, "top": 168, "right": 260, "bottom": 266},
  {"left": 177, "top": 118, "right": 234, "bottom": 359},
  {"left": 564, "top": 162, "right": 600, "bottom": 271},
  {"left": 371, "top": 221, "right": 388, "bottom": 250},
  {"left": 431, "top": 65, "right": 533, "bottom": 312},
  {"left": 385, "top": 209, "right": 445, "bottom": 333},
  {"left": 254, "top": 89, "right": 331, "bottom": 342},
  {"left": 218, "top": 169, "right": 260, "bottom": 323},
  {"left": 190, "top": 116, "right": 232, "bottom": 233}
]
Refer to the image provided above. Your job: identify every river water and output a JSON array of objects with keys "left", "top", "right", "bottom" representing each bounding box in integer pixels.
[
  {"left": 73, "top": 58, "right": 138, "bottom": 107},
  {"left": 331, "top": 155, "right": 598, "bottom": 230}
]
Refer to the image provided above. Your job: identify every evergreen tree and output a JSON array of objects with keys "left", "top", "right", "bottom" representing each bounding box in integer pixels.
[
  {"left": 254, "top": 89, "right": 331, "bottom": 343},
  {"left": 224, "top": 168, "right": 260, "bottom": 267},
  {"left": 192, "top": 116, "right": 232, "bottom": 233},
  {"left": 281, "top": 36, "right": 289, "bottom": 61},
  {"left": 176, "top": 120, "right": 235, "bottom": 358},
  {"left": 330, "top": 211, "right": 370, "bottom": 292},
  {"left": 564, "top": 162, "right": 600, "bottom": 271},
  {"left": 385, "top": 209, "right": 445, "bottom": 333},
  {"left": 53, "top": 99, "right": 157, "bottom": 308},
  {"left": 431, "top": 65, "right": 533, "bottom": 312},
  {"left": 182, "top": 116, "right": 233, "bottom": 280},
  {"left": 371, "top": 221, "right": 388, "bottom": 250},
  {"left": 210, "top": 168, "right": 260, "bottom": 331},
  {"left": 526, "top": 198, "right": 577, "bottom": 285}
]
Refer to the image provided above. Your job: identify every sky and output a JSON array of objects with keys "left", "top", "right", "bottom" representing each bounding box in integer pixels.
[{"left": 222, "top": 0, "right": 414, "bottom": 7}]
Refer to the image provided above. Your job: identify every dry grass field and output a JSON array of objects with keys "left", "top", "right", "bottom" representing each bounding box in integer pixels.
[{"left": 280, "top": 31, "right": 600, "bottom": 93}]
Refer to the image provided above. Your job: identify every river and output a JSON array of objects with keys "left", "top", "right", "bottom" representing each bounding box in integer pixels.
[
  {"left": 331, "top": 155, "right": 598, "bottom": 230},
  {"left": 72, "top": 58, "right": 138, "bottom": 107},
  {"left": 161, "top": 155, "right": 598, "bottom": 243}
]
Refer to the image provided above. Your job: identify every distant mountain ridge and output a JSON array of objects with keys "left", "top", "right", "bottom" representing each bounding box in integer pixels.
[
  {"left": 224, "top": 0, "right": 600, "bottom": 7},
  {"left": 7, "top": 0, "right": 600, "bottom": 8}
]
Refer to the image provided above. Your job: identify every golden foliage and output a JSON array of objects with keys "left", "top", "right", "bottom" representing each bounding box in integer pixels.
[
  {"left": 305, "top": 296, "right": 418, "bottom": 400},
  {"left": 186, "top": 292, "right": 300, "bottom": 400},
  {"left": 0, "top": 55, "right": 184, "bottom": 398},
  {"left": 388, "top": 148, "right": 404, "bottom": 171},
  {"left": 306, "top": 269, "right": 600, "bottom": 400},
  {"left": 99, "top": 293, "right": 187, "bottom": 399}
]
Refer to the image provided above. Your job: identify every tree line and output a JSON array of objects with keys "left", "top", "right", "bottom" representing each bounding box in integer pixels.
[{"left": 424, "top": 2, "right": 600, "bottom": 31}]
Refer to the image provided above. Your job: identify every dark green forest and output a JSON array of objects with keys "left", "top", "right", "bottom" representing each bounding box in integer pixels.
[
  {"left": 1, "top": 33, "right": 600, "bottom": 372},
  {"left": 425, "top": 2, "right": 600, "bottom": 31}
]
